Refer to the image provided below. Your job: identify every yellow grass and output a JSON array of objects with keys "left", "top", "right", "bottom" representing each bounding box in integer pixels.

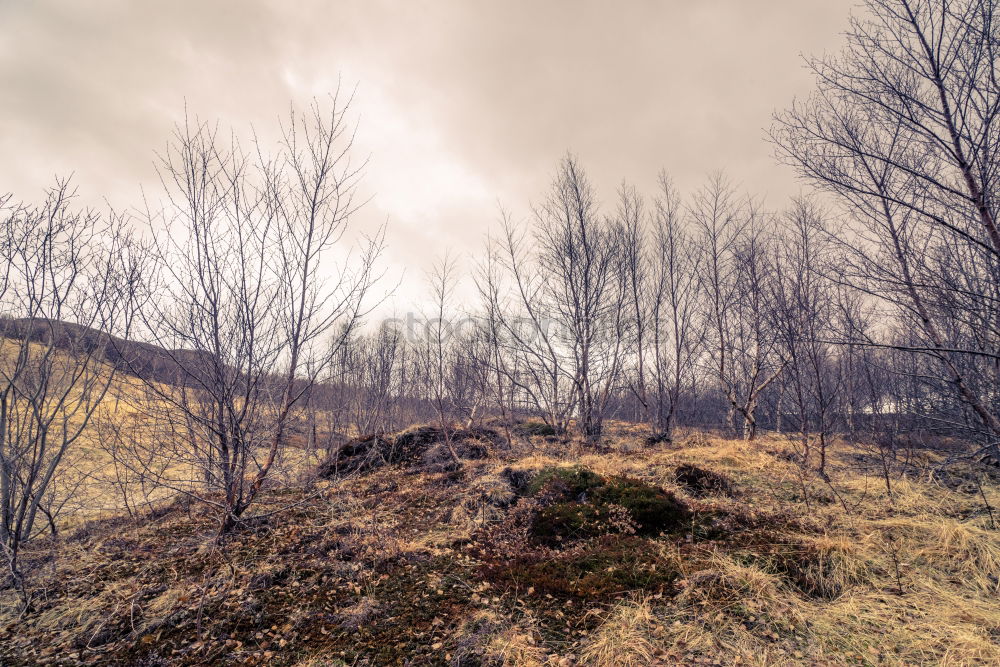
[
  {"left": 580, "top": 597, "right": 656, "bottom": 666},
  {"left": 505, "top": 427, "right": 1000, "bottom": 664}
]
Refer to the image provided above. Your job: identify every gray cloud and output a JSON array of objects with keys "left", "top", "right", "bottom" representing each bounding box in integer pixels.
[{"left": 0, "top": 0, "right": 855, "bottom": 308}]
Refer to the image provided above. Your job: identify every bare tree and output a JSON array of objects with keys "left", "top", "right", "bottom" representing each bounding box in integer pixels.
[
  {"left": 534, "top": 156, "right": 627, "bottom": 440},
  {"left": 691, "top": 174, "right": 784, "bottom": 440},
  {"left": 449, "top": 319, "right": 492, "bottom": 428},
  {"left": 420, "top": 253, "right": 462, "bottom": 461},
  {"left": 479, "top": 158, "right": 630, "bottom": 442},
  {"left": 648, "top": 175, "right": 704, "bottom": 441},
  {"left": 619, "top": 174, "right": 703, "bottom": 442},
  {"left": 347, "top": 324, "right": 406, "bottom": 436},
  {"left": 0, "top": 183, "right": 145, "bottom": 607},
  {"left": 481, "top": 211, "right": 575, "bottom": 434},
  {"left": 773, "top": 0, "right": 1000, "bottom": 458},
  {"left": 132, "top": 94, "right": 382, "bottom": 534},
  {"left": 475, "top": 240, "right": 524, "bottom": 440},
  {"left": 770, "top": 197, "right": 842, "bottom": 473},
  {"left": 617, "top": 184, "right": 652, "bottom": 430}
]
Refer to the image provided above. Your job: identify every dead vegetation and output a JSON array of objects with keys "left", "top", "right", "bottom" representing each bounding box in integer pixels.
[{"left": 2, "top": 426, "right": 1000, "bottom": 665}]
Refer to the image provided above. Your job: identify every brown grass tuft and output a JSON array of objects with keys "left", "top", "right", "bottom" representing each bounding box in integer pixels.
[{"left": 580, "top": 596, "right": 656, "bottom": 667}]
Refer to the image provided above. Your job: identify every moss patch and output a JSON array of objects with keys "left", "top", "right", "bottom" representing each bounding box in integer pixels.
[
  {"left": 525, "top": 466, "right": 690, "bottom": 544},
  {"left": 525, "top": 465, "right": 606, "bottom": 499},
  {"left": 590, "top": 476, "right": 690, "bottom": 534},
  {"left": 531, "top": 501, "right": 622, "bottom": 544},
  {"left": 514, "top": 420, "right": 558, "bottom": 437}
]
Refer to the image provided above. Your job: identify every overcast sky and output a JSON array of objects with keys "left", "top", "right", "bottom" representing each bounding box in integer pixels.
[{"left": 0, "top": 0, "right": 856, "bottom": 312}]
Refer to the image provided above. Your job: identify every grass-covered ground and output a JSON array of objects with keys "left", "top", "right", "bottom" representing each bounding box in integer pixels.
[{"left": 2, "top": 424, "right": 999, "bottom": 665}]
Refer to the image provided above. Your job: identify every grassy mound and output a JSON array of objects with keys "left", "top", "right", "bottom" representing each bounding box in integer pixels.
[
  {"left": 524, "top": 464, "right": 606, "bottom": 498},
  {"left": 675, "top": 463, "right": 735, "bottom": 497},
  {"left": 524, "top": 465, "right": 691, "bottom": 545},
  {"left": 512, "top": 419, "right": 558, "bottom": 437},
  {"left": 317, "top": 424, "right": 506, "bottom": 475}
]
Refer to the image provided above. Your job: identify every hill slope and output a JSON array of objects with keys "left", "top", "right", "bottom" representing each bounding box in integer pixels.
[{"left": 0, "top": 317, "right": 213, "bottom": 387}]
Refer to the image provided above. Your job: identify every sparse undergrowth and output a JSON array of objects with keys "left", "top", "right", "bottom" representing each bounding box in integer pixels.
[{"left": 2, "top": 427, "right": 1000, "bottom": 666}]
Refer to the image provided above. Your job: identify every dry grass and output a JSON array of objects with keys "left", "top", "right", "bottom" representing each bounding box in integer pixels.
[
  {"left": 3, "top": 422, "right": 1000, "bottom": 665},
  {"left": 580, "top": 597, "right": 656, "bottom": 666},
  {"left": 480, "top": 616, "right": 549, "bottom": 666},
  {"left": 789, "top": 533, "right": 876, "bottom": 599},
  {"left": 676, "top": 552, "right": 786, "bottom": 615}
]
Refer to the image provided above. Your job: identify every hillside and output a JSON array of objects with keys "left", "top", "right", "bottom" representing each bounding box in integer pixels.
[
  {"left": 2, "top": 425, "right": 999, "bottom": 666},
  {"left": 0, "top": 318, "right": 214, "bottom": 388}
]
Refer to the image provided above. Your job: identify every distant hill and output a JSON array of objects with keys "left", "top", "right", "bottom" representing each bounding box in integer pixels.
[
  {"left": 0, "top": 318, "right": 348, "bottom": 404},
  {"left": 0, "top": 317, "right": 215, "bottom": 387}
]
